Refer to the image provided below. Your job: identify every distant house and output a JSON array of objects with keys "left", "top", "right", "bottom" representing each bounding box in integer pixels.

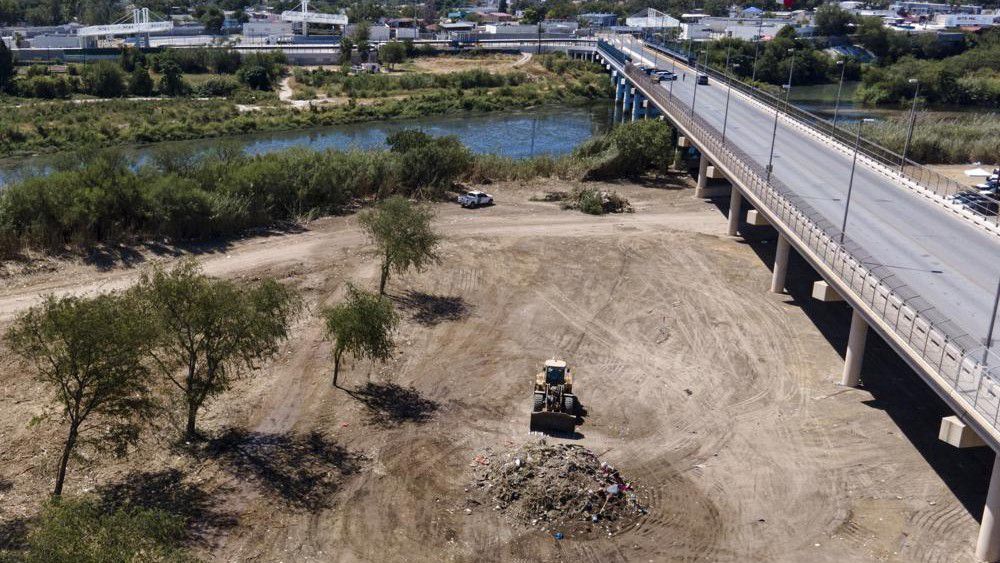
[
  {"left": 625, "top": 8, "right": 680, "bottom": 29},
  {"left": 579, "top": 13, "right": 618, "bottom": 27}
]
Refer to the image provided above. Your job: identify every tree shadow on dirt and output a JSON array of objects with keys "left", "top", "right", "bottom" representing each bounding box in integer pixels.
[
  {"left": 95, "top": 469, "right": 238, "bottom": 546},
  {"left": 392, "top": 290, "right": 470, "bottom": 326},
  {"left": 348, "top": 382, "right": 440, "bottom": 426},
  {"left": 204, "top": 428, "right": 364, "bottom": 511}
]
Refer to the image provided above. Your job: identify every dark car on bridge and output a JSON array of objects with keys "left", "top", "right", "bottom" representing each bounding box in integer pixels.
[{"left": 696, "top": 74, "right": 709, "bottom": 85}]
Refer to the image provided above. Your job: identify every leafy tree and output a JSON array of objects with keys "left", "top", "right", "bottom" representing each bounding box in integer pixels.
[
  {"left": 136, "top": 260, "right": 300, "bottom": 440},
  {"left": 200, "top": 5, "right": 225, "bottom": 34},
  {"left": 5, "top": 293, "right": 158, "bottom": 496},
  {"left": 814, "top": 4, "right": 854, "bottom": 37},
  {"left": 321, "top": 285, "right": 398, "bottom": 387},
  {"left": 340, "top": 36, "right": 354, "bottom": 64},
  {"left": 82, "top": 60, "right": 126, "bottom": 97},
  {"left": 385, "top": 130, "right": 473, "bottom": 196},
  {"left": 236, "top": 64, "right": 270, "bottom": 89},
  {"left": 127, "top": 65, "right": 154, "bottom": 96},
  {"left": 379, "top": 41, "right": 407, "bottom": 70},
  {"left": 23, "top": 497, "right": 188, "bottom": 562},
  {"left": 358, "top": 196, "right": 441, "bottom": 295},
  {"left": 498, "top": 0, "right": 508, "bottom": 13},
  {"left": 0, "top": 0, "right": 24, "bottom": 26},
  {"left": 522, "top": 6, "right": 545, "bottom": 24},
  {"left": 158, "top": 60, "right": 188, "bottom": 96},
  {"left": 0, "top": 38, "right": 13, "bottom": 93}
]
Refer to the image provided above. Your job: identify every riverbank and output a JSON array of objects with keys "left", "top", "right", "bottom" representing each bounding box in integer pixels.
[{"left": 0, "top": 54, "right": 610, "bottom": 158}]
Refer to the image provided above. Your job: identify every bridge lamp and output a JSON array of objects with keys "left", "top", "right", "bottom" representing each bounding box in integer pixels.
[
  {"left": 690, "top": 49, "right": 707, "bottom": 116},
  {"left": 751, "top": 14, "right": 764, "bottom": 83},
  {"left": 832, "top": 60, "right": 847, "bottom": 128},
  {"left": 766, "top": 49, "right": 795, "bottom": 183},
  {"left": 839, "top": 118, "right": 876, "bottom": 245},
  {"left": 900, "top": 78, "right": 920, "bottom": 173},
  {"left": 722, "top": 62, "right": 740, "bottom": 146},
  {"left": 986, "top": 278, "right": 1000, "bottom": 360}
]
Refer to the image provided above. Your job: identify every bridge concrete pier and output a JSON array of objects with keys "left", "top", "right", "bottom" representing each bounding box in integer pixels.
[
  {"left": 615, "top": 78, "right": 625, "bottom": 103},
  {"left": 727, "top": 188, "right": 742, "bottom": 236},
  {"left": 696, "top": 157, "right": 709, "bottom": 196},
  {"left": 631, "top": 92, "right": 645, "bottom": 120},
  {"left": 841, "top": 309, "right": 869, "bottom": 387},
  {"left": 977, "top": 458, "right": 1000, "bottom": 562},
  {"left": 770, "top": 235, "right": 791, "bottom": 294},
  {"left": 623, "top": 86, "right": 635, "bottom": 111}
]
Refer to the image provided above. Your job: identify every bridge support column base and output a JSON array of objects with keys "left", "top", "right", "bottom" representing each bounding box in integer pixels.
[
  {"left": 727, "top": 188, "right": 742, "bottom": 237},
  {"left": 770, "top": 235, "right": 790, "bottom": 294},
  {"left": 811, "top": 280, "right": 843, "bottom": 302},
  {"left": 977, "top": 457, "right": 1000, "bottom": 562},
  {"left": 746, "top": 209, "right": 770, "bottom": 226},
  {"left": 840, "top": 309, "right": 868, "bottom": 387},
  {"left": 939, "top": 416, "right": 986, "bottom": 448},
  {"left": 695, "top": 157, "right": 709, "bottom": 196}
]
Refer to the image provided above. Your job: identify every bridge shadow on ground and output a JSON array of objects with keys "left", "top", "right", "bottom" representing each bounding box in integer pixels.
[
  {"left": 718, "top": 200, "right": 993, "bottom": 521},
  {"left": 204, "top": 428, "right": 365, "bottom": 512}
]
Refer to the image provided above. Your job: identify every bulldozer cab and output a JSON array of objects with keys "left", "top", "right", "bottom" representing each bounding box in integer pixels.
[{"left": 544, "top": 360, "right": 567, "bottom": 385}]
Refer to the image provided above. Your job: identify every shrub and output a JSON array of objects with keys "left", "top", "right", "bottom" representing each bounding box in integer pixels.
[
  {"left": 193, "top": 76, "right": 240, "bottom": 97},
  {"left": 22, "top": 497, "right": 189, "bottom": 563}
]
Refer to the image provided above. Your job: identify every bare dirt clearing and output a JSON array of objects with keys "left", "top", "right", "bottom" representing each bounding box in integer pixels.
[{"left": 0, "top": 176, "right": 992, "bottom": 562}]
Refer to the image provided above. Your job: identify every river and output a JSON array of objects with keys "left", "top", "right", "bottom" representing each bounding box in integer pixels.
[{"left": 0, "top": 104, "right": 614, "bottom": 186}]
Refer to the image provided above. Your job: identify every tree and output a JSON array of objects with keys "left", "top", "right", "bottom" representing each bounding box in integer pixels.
[
  {"left": 522, "top": 6, "right": 545, "bottom": 24},
  {"left": 158, "top": 60, "right": 188, "bottom": 96},
  {"left": 0, "top": 37, "right": 13, "bottom": 93},
  {"left": 498, "top": 0, "right": 508, "bottom": 14},
  {"left": 386, "top": 130, "right": 472, "bottom": 196},
  {"left": 378, "top": 41, "right": 406, "bottom": 70},
  {"left": 5, "top": 293, "right": 158, "bottom": 496},
  {"left": 321, "top": 285, "right": 398, "bottom": 387},
  {"left": 136, "top": 261, "right": 299, "bottom": 440},
  {"left": 358, "top": 196, "right": 441, "bottom": 295},
  {"left": 814, "top": 4, "right": 854, "bottom": 36},
  {"left": 82, "top": 60, "right": 126, "bottom": 97},
  {"left": 340, "top": 36, "right": 354, "bottom": 64},
  {"left": 127, "top": 65, "right": 154, "bottom": 96},
  {"left": 200, "top": 5, "right": 225, "bottom": 34},
  {"left": 236, "top": 64, "right": 270, "bottom": 89}
]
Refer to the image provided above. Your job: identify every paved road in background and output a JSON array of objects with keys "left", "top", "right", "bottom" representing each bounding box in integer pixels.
[{"left": 617, "top": 37, "right": 1000, "bottom": 348}]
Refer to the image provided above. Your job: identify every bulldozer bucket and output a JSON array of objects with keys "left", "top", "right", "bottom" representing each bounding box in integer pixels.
[{"left": 530, "top": 411, "right": 576, "bottom": 434}]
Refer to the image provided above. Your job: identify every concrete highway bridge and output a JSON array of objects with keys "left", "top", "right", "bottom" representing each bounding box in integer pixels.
[{"left": 588, "top": 34, "right": 1000, "bottom": 561}]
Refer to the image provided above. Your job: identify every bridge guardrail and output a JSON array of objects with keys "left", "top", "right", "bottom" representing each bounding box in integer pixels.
[
  {"left": 640, "top": 38, "right": 1000, "bottom": 226},
  {"left": 607, "top": 51, "right": 1000, "bottom": 437}
]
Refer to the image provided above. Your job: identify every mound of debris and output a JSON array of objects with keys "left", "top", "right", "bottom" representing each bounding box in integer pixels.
[{"left": 468, "top": 441, "right": 647, "bottom": 537}]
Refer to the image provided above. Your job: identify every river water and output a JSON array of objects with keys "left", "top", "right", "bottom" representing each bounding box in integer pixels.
[{"left": 0, "top": 104, "right": 614, "bottom": 186}]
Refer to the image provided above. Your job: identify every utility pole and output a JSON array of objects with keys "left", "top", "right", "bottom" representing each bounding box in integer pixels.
[{"left": 900, "top": 78, "right": 920, "bottom": 172}]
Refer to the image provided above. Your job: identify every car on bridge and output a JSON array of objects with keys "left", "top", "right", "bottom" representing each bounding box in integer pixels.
[
  {"left": 696, "top": 74, "right": 709, "bottom": 85},
  {"left": 653, "top": 70, "right": 677, "bottom": 81}
]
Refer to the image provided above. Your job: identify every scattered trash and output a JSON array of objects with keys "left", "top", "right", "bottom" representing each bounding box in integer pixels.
[
  {"left": 467, "top": 441, "right": 647, "bottom": 537},
  {"left": 554, "top": 532, "right": 564, "bottom": 540}
]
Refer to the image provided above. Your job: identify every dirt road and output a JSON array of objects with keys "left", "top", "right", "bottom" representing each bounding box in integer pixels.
[{"left": 0, "top": 177, "right": 990, "bottom": 562}]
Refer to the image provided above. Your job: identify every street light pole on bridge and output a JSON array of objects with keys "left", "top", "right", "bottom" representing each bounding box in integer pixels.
[
  {"left": 723, "top": 61, "right": 740, "bottom": 146},
  {"left": 690, "top": 50, "right": 706, "bottom": 116},
  {"left": 839, "top": 118, "right": 875, "bottom": 245},
  {"left": 832, "top": 59, "right": 846, "bottom": 128},
  {"left": 900, "top": 78, "right": 920, "bottom": 173},
  {"left": 766, "top": 48, "right": 795, "bottom": 183}
]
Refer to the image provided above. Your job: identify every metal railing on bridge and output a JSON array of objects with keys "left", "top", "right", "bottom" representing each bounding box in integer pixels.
[
  {"left": 601, "top": 44, "right": 1000, "bottom": 439},
  {"left": 640, "top": 38, "right": 1000, "bottom": 226}
]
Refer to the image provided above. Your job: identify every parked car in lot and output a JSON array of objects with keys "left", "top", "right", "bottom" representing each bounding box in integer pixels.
[
  {"left": 948, "top": 190, "right": 1000, "bottom": 216},
  {"left": 458, "top": 190, "right": 494, "bottom": 208}
]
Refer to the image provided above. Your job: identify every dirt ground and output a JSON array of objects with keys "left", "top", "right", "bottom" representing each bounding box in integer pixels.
[{"left": 0, "top": 174, "right": 993, "bottom": 562}]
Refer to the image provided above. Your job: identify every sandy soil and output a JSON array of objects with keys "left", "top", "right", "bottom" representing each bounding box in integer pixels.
[
  {"left": 930, "top": 164, "right": 996, "bottom": 188},
  {"left": 0, "top": 175, "right": 992, "bottom": 562}
]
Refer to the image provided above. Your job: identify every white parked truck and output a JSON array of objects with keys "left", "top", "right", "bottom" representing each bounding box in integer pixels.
[{"left": 457, "top": 190, "right": 494, "bottom": 208}]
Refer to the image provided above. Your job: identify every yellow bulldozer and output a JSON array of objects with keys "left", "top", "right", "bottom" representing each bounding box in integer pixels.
[{"left": 530, "top": 359, "right": 578, "bottom": 433}]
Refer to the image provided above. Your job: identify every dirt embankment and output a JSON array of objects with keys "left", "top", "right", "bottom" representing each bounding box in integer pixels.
[{"left": 0, "top": 176, "right": 990, "bottom": 562}]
